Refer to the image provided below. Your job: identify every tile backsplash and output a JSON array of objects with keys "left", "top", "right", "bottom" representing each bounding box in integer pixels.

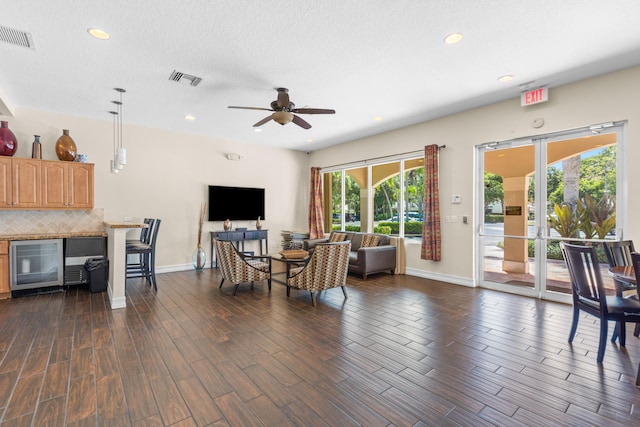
[{"left": 0, "top": 209, "right": 105, "bottom": 235}]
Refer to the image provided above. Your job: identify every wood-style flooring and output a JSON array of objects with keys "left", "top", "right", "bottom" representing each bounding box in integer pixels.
[{"left": 1, "top": 269, "right": 640, "bottom": 426}]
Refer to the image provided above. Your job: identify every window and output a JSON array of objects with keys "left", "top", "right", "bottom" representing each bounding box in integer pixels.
[{"left": 323, "top": 155, "right": 424, "bottom": 237}]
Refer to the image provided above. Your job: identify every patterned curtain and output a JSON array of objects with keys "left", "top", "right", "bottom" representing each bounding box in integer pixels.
[
  {"left": 421, "top": 145, "right": 441, "bottom": 261},
  {"left": 308, "top": 167, "right": 325, "bottom": 239}
]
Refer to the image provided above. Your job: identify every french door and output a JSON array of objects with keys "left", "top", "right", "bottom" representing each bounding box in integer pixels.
[{"left": 476, "top": 123, "right": 625, "bottom": 303}]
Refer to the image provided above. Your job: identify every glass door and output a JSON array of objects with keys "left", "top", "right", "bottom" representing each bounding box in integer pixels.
[
  {"left": 477, "top": 123, "right": 625, "bottom": 302},
  {"left": 479, "top": 138, "right": 539, "bottom": 298}
]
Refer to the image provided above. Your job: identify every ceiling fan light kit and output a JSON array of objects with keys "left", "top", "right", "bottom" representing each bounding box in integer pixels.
[
  {"left": 272, "top": 111, "right": 293, "bottom": 125},
  {"left": 229, "top": 87, "right": 335, "bottom": 130}
]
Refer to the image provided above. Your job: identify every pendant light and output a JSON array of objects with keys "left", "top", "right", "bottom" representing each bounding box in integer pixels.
[{"left": 109, "top": 88, "right": 126, "bottom": 173}]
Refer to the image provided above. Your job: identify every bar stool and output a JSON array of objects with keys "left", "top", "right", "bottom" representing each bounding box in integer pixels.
[
  {"left": 126, "top": 219, "right": 161, "bottom": 291},
  {"left": 126, "top": 218, "right": 154, "bottom": 246}
]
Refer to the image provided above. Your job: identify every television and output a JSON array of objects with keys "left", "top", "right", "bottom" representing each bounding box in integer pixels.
[{"left": 208, "top": 185, "right": 265, "bottom": 221}]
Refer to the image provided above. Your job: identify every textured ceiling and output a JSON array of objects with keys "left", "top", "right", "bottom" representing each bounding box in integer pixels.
[{"left": 1, "top": 0, "right": 640, "bottom": 152}]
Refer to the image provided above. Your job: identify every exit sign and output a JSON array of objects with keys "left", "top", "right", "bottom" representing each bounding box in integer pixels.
[{"left": 521, "top": 87, "right": 548, "bottom": 106}]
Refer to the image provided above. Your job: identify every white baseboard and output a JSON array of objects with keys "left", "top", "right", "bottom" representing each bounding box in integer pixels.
[
  {"left": 405, "top": 267, "right": 475, "bottom": 287},
  {"left": 156, "top": 263, "right": 210, "bottom": 274}
]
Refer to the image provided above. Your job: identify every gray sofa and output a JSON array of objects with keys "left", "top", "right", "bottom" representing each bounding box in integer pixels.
[{"left": 303, "top": 231, "right": 396, "bottom": 279}]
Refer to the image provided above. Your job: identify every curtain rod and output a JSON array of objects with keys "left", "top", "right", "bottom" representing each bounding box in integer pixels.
[{"left": 321, "top": 145, "right": 445, "bottom": 170}]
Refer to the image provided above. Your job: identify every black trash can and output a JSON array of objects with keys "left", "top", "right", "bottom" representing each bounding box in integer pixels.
[{"left": 84, "top": 257, "right": 109, "bottom": 293}]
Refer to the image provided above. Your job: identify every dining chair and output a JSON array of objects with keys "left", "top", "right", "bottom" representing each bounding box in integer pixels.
[
  {"left": 602, "top": 240, "right": 640, "bottom": 339},
  {"left": 286, "top": 241, "right": 350, "bottom": 306},
  {"left": 602, "top": 240, "right": 636, "bottom": 295},
  {"left": 213, "top": 239, "right": 271, "bottom": 296},
  {"left": 126, "top": 219, "right": 161, "bottom": 291},
  {"left": 561, "top": 242, "right": 640, "bottom": 362}
]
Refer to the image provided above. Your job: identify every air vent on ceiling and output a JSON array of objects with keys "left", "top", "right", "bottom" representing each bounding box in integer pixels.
[
  {"left": 169, "top": 70, "right": 202, "bottom": 87},
  {"left": 0, "top": 25, "right": 35, "bottom": 49}
]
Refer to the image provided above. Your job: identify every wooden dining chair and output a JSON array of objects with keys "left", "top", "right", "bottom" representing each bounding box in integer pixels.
[
  {"left": 602, "top": 240, "right": 636, "bottom": 295},
  {"left": 561, "top": 242, "right": 640, "bottom": 362}
]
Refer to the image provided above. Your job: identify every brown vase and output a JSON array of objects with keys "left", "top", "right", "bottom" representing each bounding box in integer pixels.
[
  {"left": 223, "top": 219, "right": 231, "bottom": 231},
  {"left": 55, "top": 129, "right": 77, "bottom": 161},
  {"left": 256, "top": 216, "right": 262, "bottom": 230},
  {"left": 0, "top": 121, "right": 17, "bottom": 157}
]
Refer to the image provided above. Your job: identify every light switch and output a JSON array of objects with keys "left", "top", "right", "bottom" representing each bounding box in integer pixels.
[
  {"left": 451, "top": 195, "right": 461, "bottom": 204},
  {"left": 450, "top": 216, "right": 457, "bottom": 223}
]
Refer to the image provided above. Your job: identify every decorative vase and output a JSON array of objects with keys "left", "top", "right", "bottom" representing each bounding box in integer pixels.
[
  {"left": 0, "top": 121, "right": 17, "bottom": 157},
  {"left": 223, "top": 219, "right": 231, "bottom": 231},
  {"left": 55, "top": 129, "right": 77, "bottom": 161},
  {"left": 256, "top": 216, "right": 262, "bottom": 230},
  {"left": 192, "top": 245, "right": 206, "bottom": 271},
  {"left": 31, "top": 135, "right": 42, "bottom": 159}
]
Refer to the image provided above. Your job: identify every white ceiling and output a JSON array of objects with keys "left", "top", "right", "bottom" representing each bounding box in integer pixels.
[{"left": 2, "top": 0, "right": 640, "bottom": 152}]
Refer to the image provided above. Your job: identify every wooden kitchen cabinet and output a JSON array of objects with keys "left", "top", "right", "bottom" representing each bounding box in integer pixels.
[
  {"left": 0, "top": 157, "right": 41, "bottom": 208},
  {"left": 0, "top": 241, "right": 9, "bottom": 299},
  {"left": 41, "top": 161, "right": 94, "bottom": 209}
]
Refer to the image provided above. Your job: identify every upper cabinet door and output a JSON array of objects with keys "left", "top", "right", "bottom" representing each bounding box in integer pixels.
[
  {"left": 0, "top": 158, "right": 11, "bottom": 208},
  {"left": 41, "top": 160, "right": 67, "bottom": 208},
  {"left": 12, "top": 158, "right": 41, "bottom": 208},
  {"left": 68, "top": 163, "right": 93, "bottom": 208}
]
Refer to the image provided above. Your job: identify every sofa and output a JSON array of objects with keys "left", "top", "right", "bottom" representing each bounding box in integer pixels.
[{"left": 303, "top": 231, "right": 396, "bottom": 279}]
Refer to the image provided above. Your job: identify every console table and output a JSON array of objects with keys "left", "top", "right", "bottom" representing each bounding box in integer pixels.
[{"left": 210, "top": 229, "right": 268, "bottom": 268}]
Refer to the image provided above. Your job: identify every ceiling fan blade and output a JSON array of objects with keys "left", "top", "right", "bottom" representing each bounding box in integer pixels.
[
  {"left": 228, "top": 106, "right": 273, "bottom": 111},
  {"left": 292, "top": 115, "right": 312, "bottom": 129},
  {"left": 291, "top": 108, "right": 336, "bottom": 114},
  {"left": 253, "top": 115, "right": 273, "bottom": 127}
]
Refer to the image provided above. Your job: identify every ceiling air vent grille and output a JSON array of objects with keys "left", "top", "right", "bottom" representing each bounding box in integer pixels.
[
  {"left": 0, "top": 25, "right": 35, "bottom": 49},
  {"left": 169, "top": 70, "right": 202, "bottom": 87}
]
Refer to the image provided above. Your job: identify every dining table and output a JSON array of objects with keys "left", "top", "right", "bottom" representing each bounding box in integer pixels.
[{"left": 607, "top": 265, "right": 640, "bottom": 387}]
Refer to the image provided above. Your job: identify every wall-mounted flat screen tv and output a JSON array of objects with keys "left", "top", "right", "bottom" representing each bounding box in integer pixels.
[{"left": 208, "top": 185, "right": 265, "bottom": 221}]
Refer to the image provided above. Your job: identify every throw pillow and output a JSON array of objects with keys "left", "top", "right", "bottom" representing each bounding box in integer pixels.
[
  {"left": 330, "top": 232, "right": 347, "bottom": 243},
  {"left": 361, "top": 234, "right": 380, "bottom": 248}
]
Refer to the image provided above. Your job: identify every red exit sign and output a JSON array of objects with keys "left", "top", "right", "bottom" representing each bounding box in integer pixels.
[{"left": 521, "top": 87, "right": 548, "bottom": 106}]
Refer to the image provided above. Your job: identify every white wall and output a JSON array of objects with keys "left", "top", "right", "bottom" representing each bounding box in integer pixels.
[
  {"left": 3, "top": 66, "right": 639, "bottom": 281},
  {"left": 2, "top": 108, "right": 311, "bottom": 270},
  {"left": 310, "top": 66, "right": 640, "bottom": 285}
]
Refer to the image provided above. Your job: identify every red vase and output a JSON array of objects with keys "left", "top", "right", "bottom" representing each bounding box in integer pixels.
[{"left": 0, "top": 121, "right": 17, "bottom": 156}]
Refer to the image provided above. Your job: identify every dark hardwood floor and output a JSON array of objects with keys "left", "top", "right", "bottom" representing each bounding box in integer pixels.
[{"left": 1, "top": 269, "right": 640, "bottom": 426}]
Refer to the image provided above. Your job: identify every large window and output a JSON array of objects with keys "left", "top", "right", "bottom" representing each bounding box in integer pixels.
[{"left": 323, "top": 155, "right": 424, "bottom": 237}]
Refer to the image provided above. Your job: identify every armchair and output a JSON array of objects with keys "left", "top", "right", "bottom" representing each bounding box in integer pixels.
[
  {"left": 213, "top": 239, "right": 271, "bottom": 296},
  {"left": 287, "top": 241, "right": 350, "bottom": 306}
]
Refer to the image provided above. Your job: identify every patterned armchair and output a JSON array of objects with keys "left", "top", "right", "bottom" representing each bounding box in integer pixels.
[
  {"left": 213, "top": 239, "right": 271, "bottom": 295},
  {"left": 286, "top": 241, "right": 350, "bottom": 306}
]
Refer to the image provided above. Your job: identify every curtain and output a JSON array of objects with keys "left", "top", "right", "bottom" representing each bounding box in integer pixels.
[
  {"left": 421, "top": 145, "right": 441, "bottom": 261},
  {"left": 308, "top": 167, "right": 324, "bottom": 239}
]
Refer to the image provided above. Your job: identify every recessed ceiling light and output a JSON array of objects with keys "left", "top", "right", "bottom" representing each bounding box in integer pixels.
[
  {"left": 184, "top": 115, "right": 195, "bottom": 121},
  {"left": 444, "top": 33, "right": 463, "bottom": 44},
  {"left": 254, "top": 128, "right": 262, "bottom": 133},
  {"left": 87, "top": 28, "right": 110, "bottom": 40},
  {"left": 498, "top": 74, "right": 514, "bottom": 82},
  {"left": 373, "top": 116, "right": 383, "bottom": 121}
]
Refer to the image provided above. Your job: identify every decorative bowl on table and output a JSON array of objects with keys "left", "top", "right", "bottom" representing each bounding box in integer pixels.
[{"left": 279, "top": 249, "right": 309, "bottom": 259}]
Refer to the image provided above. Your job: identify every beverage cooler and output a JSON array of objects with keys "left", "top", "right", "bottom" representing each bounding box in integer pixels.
[{"left": 10, "top": 239, "right": 64, "bottom": 291}]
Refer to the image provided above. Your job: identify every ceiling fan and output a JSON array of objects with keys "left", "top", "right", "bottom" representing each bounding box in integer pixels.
[{"left": 228, "top": 87, "right": 335, "bottom": 129}]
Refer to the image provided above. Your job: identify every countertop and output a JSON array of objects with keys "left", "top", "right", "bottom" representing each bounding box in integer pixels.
[
  {"left": 0, "top": 231, "right": 107, "bottom": 240},
  {"left": 104, "top": 221, "right": 148, "bottom": 229}
]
